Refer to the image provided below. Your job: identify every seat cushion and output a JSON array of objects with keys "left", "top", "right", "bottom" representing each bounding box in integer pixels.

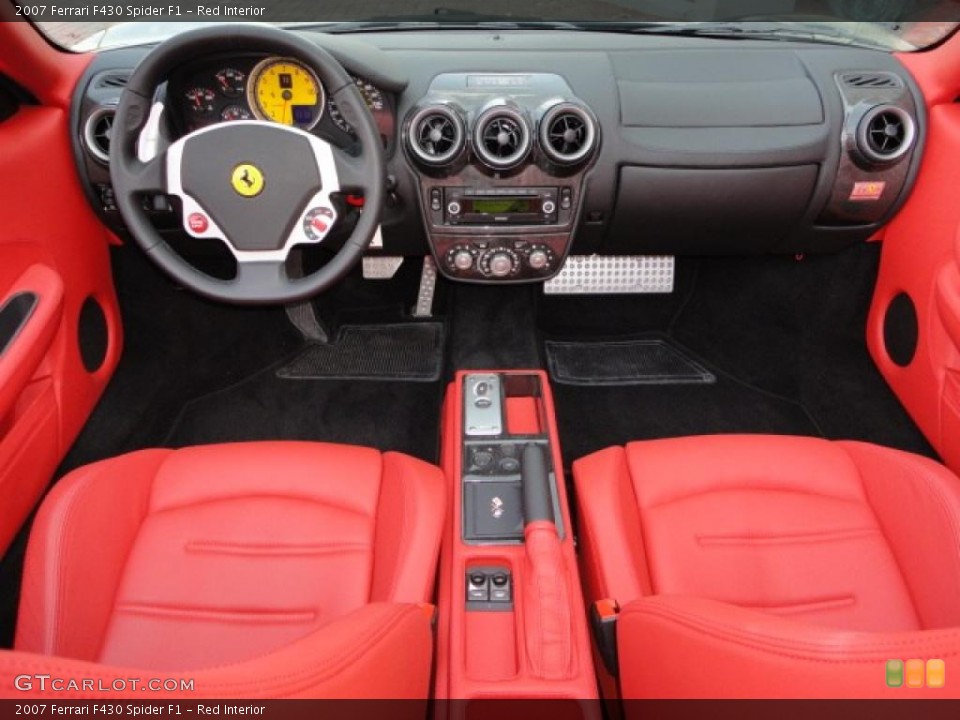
[
  {"left": 574, "top": 435, "right": 960, "bottom": 699},
  {"left": 15, "top": 442, "right": 445, "bottom": 672},
  {"left": 574, "top": 435, "right": 960, "bottom": 633}
]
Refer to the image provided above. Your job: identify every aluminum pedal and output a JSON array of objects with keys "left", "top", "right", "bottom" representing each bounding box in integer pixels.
[{"left": 413, "top": 256, "right": 438, "bottom": 318}]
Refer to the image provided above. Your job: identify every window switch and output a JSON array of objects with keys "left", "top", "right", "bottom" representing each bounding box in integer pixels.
[{"left": 466, "top": 572, "right": 489, "bottom": 602}]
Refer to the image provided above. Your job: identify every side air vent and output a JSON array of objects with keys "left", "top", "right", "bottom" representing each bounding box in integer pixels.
[
  {"left": 473, "top": 107, "right": 532, "bottom": 171},
  {"left": 856, "top": 104, "right": 916, "bottom": 164},
  {"left": 94, "top": 73, "right": 129, "bottom": 90},
  {"left": 539, "top": 103, "right": 598, "bottom": 166},
  {"left": 841, "top": 72, "right": 902, "bottom": 90},
  {"left": 83, "top": 106, "right": 116, "bottom": 164},
  {"left": 406, "top": 105, "right": 465, "bottom": 167}
]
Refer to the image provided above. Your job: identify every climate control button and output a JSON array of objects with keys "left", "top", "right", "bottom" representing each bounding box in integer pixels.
[
  {"left": 446, "top": 246, "right": 477, "bottom": 274},
  {"left": 525, "top": 244, "right": 555, "bottom": 273},
  {"left": 481, "top": 250, "right": 519, "bottom": 278}
]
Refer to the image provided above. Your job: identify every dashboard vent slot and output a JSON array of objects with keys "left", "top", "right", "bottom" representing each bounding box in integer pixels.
[
  {"left": 473, "top": 107, "right": 531, "bottom": 170},
  {"left": 857, "top": 104, "right": 916, "bottom": 164},
  {"left": 841, "top": 72, "right": 902, "bottom": 90},
  {"left": 540, "top": 103, "right": 598, "bottom": 166},
  {"left": 95, "top": 73, "right": 129, "bottom": 90},
  {"left": 406, "top": 105, "right": 465, "bottom": 167},
  {"left": 83, "top": 106, "right": 116, "bottom": 164}
]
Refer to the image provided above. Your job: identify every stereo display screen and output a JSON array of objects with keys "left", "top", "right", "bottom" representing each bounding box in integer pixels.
[{"left": 468, "top": 198, "right": 537, "bottom": 215}]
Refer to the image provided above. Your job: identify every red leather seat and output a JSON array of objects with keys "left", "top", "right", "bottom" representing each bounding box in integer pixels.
[
  {"left": 574, "top": 435, "right": 960, "bottom": 699},
  {"left": 1, "top": 441, "right": 445, "bottom": 698}
]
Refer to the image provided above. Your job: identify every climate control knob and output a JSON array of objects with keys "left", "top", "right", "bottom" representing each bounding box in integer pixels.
[
  {"left": 446, "top": 246, "right": 477, "bottom": 274},
  {"left": 453, "top": 250, "right": 474, "bottom": 271},
  {"left": 481, "top": 250, "right": 519, "bottom": 278},
  {"left": 528, "top": 249, "right": 550, "bottom": 271}
]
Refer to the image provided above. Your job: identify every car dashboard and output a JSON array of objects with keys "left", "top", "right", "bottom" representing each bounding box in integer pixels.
[{"left": 71, "top": 28, "right": 926, "bottom": 285}]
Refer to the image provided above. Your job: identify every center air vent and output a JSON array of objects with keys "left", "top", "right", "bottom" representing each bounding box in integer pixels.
[
  {"left": 540, "top": 103, "right": 598, "bottom": 166},
  {"left": 83, "top": 106, "right": 116, "bottom": 164},
  {"left": 473, "top": 107, "right": 531, "bottom": 171},
  {"left": 406, "top": 105, "right": 465, "bottom": 167},
  {"left": 856, "top": 104, "right": 916, "bottom": 165}
]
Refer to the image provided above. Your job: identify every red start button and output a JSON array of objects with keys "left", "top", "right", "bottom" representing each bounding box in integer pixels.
[{"left": 187, "top": 212, "right": 209, "bottom": 233}]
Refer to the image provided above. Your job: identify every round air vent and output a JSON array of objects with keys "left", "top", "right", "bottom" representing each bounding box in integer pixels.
[
  {"left": 83, "top": 106, "right": 116, "bottom": 164},
  {"left": 856, "top": 105, "right": 916, "bottom": 165},
  {"left": 540, "top": 103, "right": 598, "bottom": 166},
  {"left": 406, "top": 105, "right": 465, "bottom": 167},
  {"left": 473, "top": 107, "right": 531, "bottom": 171}
]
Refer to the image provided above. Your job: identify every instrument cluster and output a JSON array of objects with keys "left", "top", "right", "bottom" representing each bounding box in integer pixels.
[{"left": 169, "top": 55, "right": 395, "bottom": 147}]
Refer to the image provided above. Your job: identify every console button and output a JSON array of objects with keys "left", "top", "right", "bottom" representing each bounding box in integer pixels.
[
  {"left": 542, "top": 200, "right": 556, "bottom": 215},
  {"left": 430, "top": 188, "right": 442, "bottom": 212},
  {"left": 448, "top": 201, "right": 462, "bottom": 216},
  {"left": 467, "top": 572, "right": 489, "bottom": 602},
  {"left": 499, "top": 457, "right": 521, "bottom": 474},
  {"left": 472, "top": 450, "right": 494, "bottom": 468},
  {"left": 560, "top": 187, "right": 573, "bottom": 210}
]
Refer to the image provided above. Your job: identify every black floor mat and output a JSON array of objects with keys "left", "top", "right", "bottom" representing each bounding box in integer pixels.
[
  {"left": 545, "top": 336, "right": 716, "bottom": 386},
  {"left": 164, "top": 363, "right": 443, "bottom": 460},
  {"left": 552, "top": 370, "right": 820, "bottom": 468},
  {"left": 276, "top": 323, "right": 444, "bottom": 381}
]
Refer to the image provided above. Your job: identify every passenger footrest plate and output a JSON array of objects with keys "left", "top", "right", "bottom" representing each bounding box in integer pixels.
[{"left": 544, "top": 255, "right": 675, "bottom": 295}]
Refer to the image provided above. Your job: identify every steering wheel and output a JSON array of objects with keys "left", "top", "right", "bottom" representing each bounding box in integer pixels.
[{"left": 110, "top": 25, "right": 386, "bottom": 304}]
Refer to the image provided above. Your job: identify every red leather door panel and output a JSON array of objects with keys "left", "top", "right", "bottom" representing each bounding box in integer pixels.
[
  {"left": 869, "top": 33, "right": 960, "bottom": 472},
  {"left": 0, "top": 21, "right": 122, "bottom": 554}
]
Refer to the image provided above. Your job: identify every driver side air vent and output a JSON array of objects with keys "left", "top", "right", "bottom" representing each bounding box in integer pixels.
[
  {"left": 83, "top": 106, "right": 116, "bottom": 164},
  {"left": 406, "top": 105, "right": 465, "bottom": 167},
  {"left": 94, "top": 73, "right": 129, "bottom": 90},
  {"left": 856, "top": 104, "right": 916, "bottom": 165},
  {"left": 540, "top": 103, "right": 598, "bottom": 166},
  {"left": 473, "top": 107, "right": 531, "bottom": 171}
]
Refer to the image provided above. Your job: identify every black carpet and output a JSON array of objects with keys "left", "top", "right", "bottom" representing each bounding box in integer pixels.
[
  {"left": 165, "top": 363, "right": 443, "bottom": 460},
  {"left": 539, "top": 244, "right": 935, "bottom": 467}
]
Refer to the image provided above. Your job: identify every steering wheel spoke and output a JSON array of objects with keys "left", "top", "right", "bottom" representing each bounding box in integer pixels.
[{"left": 124, "top": 153, "right": 167, "bottom": 196}]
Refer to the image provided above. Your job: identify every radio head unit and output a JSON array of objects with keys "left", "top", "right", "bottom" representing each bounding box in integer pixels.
[{"left": 443, "top": 187, "right": 560, "bottom": 226}]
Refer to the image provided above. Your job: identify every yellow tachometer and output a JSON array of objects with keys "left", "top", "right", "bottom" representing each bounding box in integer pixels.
[{"left": 247, "top": 57, "right": 324, "bottom": 130}]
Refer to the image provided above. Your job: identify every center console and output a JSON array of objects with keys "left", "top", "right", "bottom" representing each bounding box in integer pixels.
[
  {"left": 436, "top": 371, "right": 599, "bottom": 707},
  {"left": 404, "top": 74, "right": 599, "bottom": 283}
]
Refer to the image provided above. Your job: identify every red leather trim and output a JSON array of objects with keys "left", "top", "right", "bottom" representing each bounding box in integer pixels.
[
  {"left": 3, "top": 603, "right": 434, "bottom": 699},
  {"left": 371, "top": 452, "right": 446, "bottom": 603},
  {"left": 618, "top": 596, "right": 960, "bottom": 699},
  {"left": 436, "top": 372, "right": 598, "bottom": 700},
  {"left": 0, "top": 22, "right": 121, "bottom": 555},
  {"left": 16, "top": 442, "right": 444, "bottom": 695},
  {"left": 870, "top": 34, "right": 960, "bottom": 472},
  {"left": 523, "top": 521, "right": 574, "bottom": 681},
  {"left": 576, "top": 435, "right": 960, "bottom": 699},
  {"left": 505, "top": 396, "right": 542, "bottom": 435},
  {"left": 0, "top": 19, "right": 91, "bottom": 109},
  {"left": 0, "top": 265, "right": 63, "bottom": 424}
]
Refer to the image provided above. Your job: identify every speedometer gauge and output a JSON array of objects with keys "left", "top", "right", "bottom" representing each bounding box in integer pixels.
[
  {"left": 327, "top": 76, "right": 386, "bottom": 134},
  {"left": 247, "top": 57, "right": 324, "bottom": 130}
]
